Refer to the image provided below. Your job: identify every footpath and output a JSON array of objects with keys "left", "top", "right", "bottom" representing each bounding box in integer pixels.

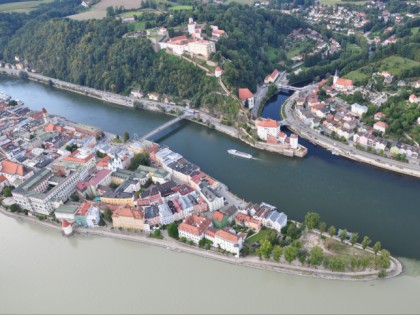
[{"left": 0, "top": 207, "right": 402, "bottom": 281}]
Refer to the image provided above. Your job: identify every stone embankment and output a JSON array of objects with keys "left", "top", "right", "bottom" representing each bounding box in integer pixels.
[{"left": 0, "top": 207, "right": 403, "bottom": 281}]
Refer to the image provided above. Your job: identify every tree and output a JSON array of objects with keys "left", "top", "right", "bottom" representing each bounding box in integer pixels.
[
  {"left": 319, "top": 222, "right": 327, "bottom": 235},
  {"left": 339, "top": 229, "right": 348, "bottom": 243},
  {"left": 284, "top": 246, "right": 298, "bottom": 263},
  {"left": 103, "top": 207, "right": 113, "bottom": 222},
  {"left": 375, "top": 249, "right": 391, "bottom": 269},
  {"left": 167, "top": 222, "right": 179, "bottom": 239},
  {"left": 350, "top": 233, "right": 359, "bottom": 246},
  {"left": 297, "top": 248, "right": 308, "bottom": 265},
  {"left": 304, "top": 212, "right": 320, "bottom": 230},
  {"left": 328, "top": 225, "right": 336, "bottom": 238},
  {"left": 256, "top": 239, "right": 273, "bottom": 259},
  {"left": 308, "top": 246, "right": 324, "bottom": 266},
  {"left": 106, "top": 6, "right": 115, "bottom": 17},
  {"left": 10, "top": 204, "right": 21, "bottom": 213},
  {"left": 373, "top": 241, "right": 381, "bottom": 255},
  {"left": 129, "top": 152, "right": 151, "bottom": 170},
  {"left": 272, "top": 245, "right": 282, "bottom": 262},
  {"left": 123, "top": 131, "right": 130, "bottom": 142},
  {"left": 2, "top": 186, "right": 12, "bottom": 197},
  {"left": 362, "top": 236, "right": 371, "bottom": 250},
  {"left": 70, "top": 193, "right": 80, "bottom": 202}
]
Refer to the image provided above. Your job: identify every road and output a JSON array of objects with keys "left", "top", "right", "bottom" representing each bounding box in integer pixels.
[{"left": 283, "top": 92, "right": 420, "bottom": 178}]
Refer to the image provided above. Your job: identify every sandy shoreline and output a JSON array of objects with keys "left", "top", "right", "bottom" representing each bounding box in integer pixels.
[{"left": 0, "top": 207, "right": 403, "bottom": 281}]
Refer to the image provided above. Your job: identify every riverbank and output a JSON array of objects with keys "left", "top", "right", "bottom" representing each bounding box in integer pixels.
[
  {"left": 0, "top": 207, "right": 402, "bottom": 281},
  {"left": 282, "top": 92, "right": 420, "bottom": 179},
  {"left": 0, "top": 67, "right": 306, "bottom": 158}
]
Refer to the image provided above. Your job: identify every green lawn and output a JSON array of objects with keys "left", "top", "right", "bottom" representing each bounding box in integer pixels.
[
  {"left": 344, "top": 70, "right": 369, "bottom": 81},
  {"left": 0, "top": 0, "right": 53, "bottom": 12},
  {"left": 127, "top": 21, "right": 146, "bottom": 32},
  {"left": 168, "top": 5, "right": 193, "bottom": 11},
  {"left": 119, "top": 10, "right": 143, "bottom": 18},
  {"left": 346, "top": 43, "right": 361, "bottom": 53},
  {"left": 245, "top": 229, "right": 274, "bottom": 244},
  {"left": 379, "top": 56, "right": 420, "bottom": 76},
  {"left": 411, "top": 27, "right": 420, "bottom": 35}
]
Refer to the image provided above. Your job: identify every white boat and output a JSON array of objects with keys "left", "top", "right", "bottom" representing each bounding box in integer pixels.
[
  {"left": 227, "top": 149, "right": 253, "bottom": 159},
  {"left": 331, "top": 151, "right": 339, "bottom": 156}
]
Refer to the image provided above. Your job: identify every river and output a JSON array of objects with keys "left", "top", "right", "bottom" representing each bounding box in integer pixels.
[{"left": 1, "top": 76, "right": 420, "bottom": 313}]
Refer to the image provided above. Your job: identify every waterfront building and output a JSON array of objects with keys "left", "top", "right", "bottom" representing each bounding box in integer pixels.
[
  {"left": 61, "top": 219, "right": 73, "bottom": 236},
  {"left": 112, "top": 207, "right": 144, "bottom": 231},
  {"left": 74, "top": 202, "right": 100, "bottom": 228},
  {"left": 54, "top": 203, "right": 80, "bottom": 222},
  {"left": 255, "top": 118, "right": 280, "bottom": 141},
  {"left": 199, "top": 181, "right": 224, "bottom": 212},
  {"left": 213, "top": 228, "right": 246, "bottom": 257},
  {"left": 178, "top": 214, "right": 212, "bottom": 244},
  {"left": 266, "top": 211, "right": 287, "bottom": 233},
  {"left": 12, "top": 168, "right": 84, "bottom": 215}
]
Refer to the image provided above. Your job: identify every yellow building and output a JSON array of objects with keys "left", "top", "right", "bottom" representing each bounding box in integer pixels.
[
  {"left": 112, "top": 207, "right": 145, "bottom": 231},
  {"left": 101, "top": 195, "right": 134, "bottom": 207}
]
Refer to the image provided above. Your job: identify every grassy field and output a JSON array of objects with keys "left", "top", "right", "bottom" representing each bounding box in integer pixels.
[
  {"left": 0, "top": 0, "right": 53, "bottom": 13},
  {"left": 411, "top": 27, "right": 420, "bottom": 35},
  {"left": 245, "top": 229, "right": 274, "bottom": 244},
  {"left": 320, "top": 0, "right": 367, "bottom": 5},
  {"left": 344, "top": 70, "right": 369, "bottom": 81},
  {"left": 345, "top": 55, "right": 420, "bottom": 81},
  {"left": 168, "top": 5, "right": 192, "bottom": 11},
  {"left": 70, "top": 0, "right": 142, "bottom": 20},
  {"left": 378, "top": 56, "right": 420, "bottom": 75},
  {"left": 346, "top": 43, "right": 362, "bottom": 53}
]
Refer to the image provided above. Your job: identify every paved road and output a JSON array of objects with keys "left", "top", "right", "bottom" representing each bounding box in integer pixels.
[{"left": 283, "top": 92, "right": 420, "bottom": 177}]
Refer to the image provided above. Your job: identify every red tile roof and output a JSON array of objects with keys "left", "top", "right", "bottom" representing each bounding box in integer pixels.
[
  {"left": 112, "top": 208, "right": 143, "bottom": 220},
  {"left": 238, "top": 88, "right": 254, "bottom": 100},
  {"left": 1, "top": 160, "right": 26, "bottom": 176},
  {"left": 178, "top": 214, "right": 211, "bottom": 236},
  {"left": 255, "top": 118, "right": 279, "bottom": 128},
  {"left": 213, "top": 211, "right": 224, "bottom": 222},
  {"left": 215, "top": 229, "right": 239, "bottom": 243},
  {"left": 76, "top": 202, "right": 91, "bottom": 216}
]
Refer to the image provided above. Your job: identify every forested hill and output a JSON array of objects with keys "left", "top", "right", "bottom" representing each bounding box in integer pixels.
[
  {"left": 3, "top": 18, "right": 220, "bottom": 105},
  {"left": 167, "top": 5, "right": 306, "bottom": 91}
]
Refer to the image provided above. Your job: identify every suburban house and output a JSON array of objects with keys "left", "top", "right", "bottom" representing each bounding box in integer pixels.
[
  {"left": 264, "top": 69, "right": 279, "bottom": 84},
  {"left": 238, "top": 88, "right": 255, "bottom": 109},
  {"left": 373, "top": 121, "right": 389, "bottom": 134}
]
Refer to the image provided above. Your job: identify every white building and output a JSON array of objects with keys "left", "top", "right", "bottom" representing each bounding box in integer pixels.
[
  {"left": 238, "top": 88, "right": 255, "bottom": 109},
  {"left": 188, "top": 40, "right": 216, "bottom": 60},
  {"left": 213, "top": 229, "right": 245, "bottom": 257},
  {"left": 351, "top": 103, "right": 368, "bottom": 116},
  {"left": 255, "top": 118, "right": 280, "bottom": 141},
  {"left": 290, "top": 134, "right": 298, "bottom": 149},
  {"left": 199, "top": 183, "right": 224, "bottom": 212},
  {"left": 265, "top": 211, "right": 287, "bottom": 233}
]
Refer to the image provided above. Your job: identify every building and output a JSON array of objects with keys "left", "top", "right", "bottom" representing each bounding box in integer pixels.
[
  {"left": 374, "top": 112, "right": 386, "bottom": 121},
  {"left": 351, "top": 103, "right": 368, "bottom": 116},
  {"left": 112, "top": 207, "right": 145, "bottom": 231},
  {"left": 213, "top": 228, "right": 245, "bottom": 257},
  {"left": 264, "top": 69, "right": 279, "bottom": 84},
  {"left": 74, "top": 202, "right": 100, "bottom": 228},
  {"left": 61, "top": 219, "right": 73, "bottom": 236},
  {"left": 214, "top": 67, "right": 223, "bottom": 78},
  {"left": 199, "top": 182, "right": 224, "bottom": 212},
  {"left": 409, "top": 94, "right": 419, "bottom": 104},
  {"left": 12, "top": 168, "right": 83, "bottom": 215},
  {"left": 265, "top": 211, "right": 287, "bottom": 233},
  {"left": 238, "top": 88, "right": 255, "bottom": 109},
  {"left": 373, "top": 121, "right": 389, "bottom": 134},
  {"left": 212, "top": 211, "right": 229, "bottom": 229},
  {"left": 255, "top": 118, "right": 280, "bottom": 141},
  {"left": 188, "top": 40, "right": 216, "bottom": 60},
  {"left": 333, "top": 71, "right": 353, "bottom": 92},
  {"left": 0, "top": 160, "right": 33, "bottom": 186},
  {"left": 178, "top": 214, "right": 212, "bottom": 244},
  {"left": 55, "top": 203, "right": 80, "bottom": 222}
]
